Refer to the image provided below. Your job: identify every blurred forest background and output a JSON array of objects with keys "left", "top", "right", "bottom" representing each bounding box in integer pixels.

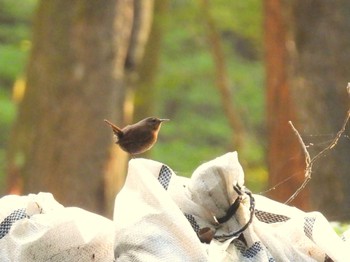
[{"left": 0, "top": 0, "right": 349, "bottom": 220}]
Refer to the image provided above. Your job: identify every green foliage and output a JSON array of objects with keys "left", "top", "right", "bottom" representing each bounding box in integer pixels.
[
  {"left": 0, "top": 0, "right": 37, "bottom": 20},
  {"left": 0, "top": 0, "right": 37, "bottom": 190},
  {"left": 0, "top": 89, "right": 16, "bottom": 124},
  {"left": 0, "top": 24, "right": 30, "bottom": 44},
  {"left": 0, "top": 45, "right": 28, "bottom": 83},
  {"left": 0, "top": 0, "right": 36, "bottom": 83},
  {"left": 331, "top": 222, "right": 350, "bottom": 236},
  {"left": 0, "top": 0, "right": 266, "bottom": 193},
  {"left": 151, "top": 0, "right": 265, "bottom": 192},
  {"left": 0, "top": 88, "right": 17, "bottom": 191},
  {"left": 212, "top": 0, "right": 263, "bottom": 43}
]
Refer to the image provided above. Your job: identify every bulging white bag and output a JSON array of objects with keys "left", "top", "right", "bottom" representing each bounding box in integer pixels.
[
  {"left": 0, "top": 192, "right": 115, "bottom": 262},
  {"left": 114, "top": 152, "right": 350, "bottom": 261},
  {"left": 2, "top": 152, "right": 349, "bottom": 261},
  {"left": 113, "top": 158, "right": 208, "bottom": 261}
]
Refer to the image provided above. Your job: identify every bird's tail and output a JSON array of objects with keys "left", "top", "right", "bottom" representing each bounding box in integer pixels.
[{"left": 104, "top": 119, "right": 123, "bottom": 142}]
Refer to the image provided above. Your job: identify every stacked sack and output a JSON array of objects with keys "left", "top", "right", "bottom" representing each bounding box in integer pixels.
[{"left": 1, "top": 152, "right": 350, "bottom": 261}]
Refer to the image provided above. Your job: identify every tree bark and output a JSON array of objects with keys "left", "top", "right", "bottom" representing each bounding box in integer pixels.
[
  {"left": 264, "top": 0, "right": 308, "bottom": 209},
  {"left": 6, "top": 0, "right": 135, "bottom": 216},
  {"left": 290, "top": 0, "right": 350, "bottom": 220},
  {"left": 123, "top": 0, "right": 155, "bottom": 124},
  {"left": 133, "top": 0, "right": 168, "bottom": 122}
]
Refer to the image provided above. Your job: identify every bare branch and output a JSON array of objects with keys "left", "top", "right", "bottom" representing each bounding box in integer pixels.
[
  {"left": 285, "top": 122, "right": 312, "bottom": 204},
  {"left": 285, "top": 85, "right": 350, "bottom": 204},
  {"left": 288, "top": 121, "right": 311, "bottom": 170}
]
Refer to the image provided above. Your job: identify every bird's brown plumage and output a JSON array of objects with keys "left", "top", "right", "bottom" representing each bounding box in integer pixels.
[{"left": 104, "top": 117, "right": 169, "bottom": 154}]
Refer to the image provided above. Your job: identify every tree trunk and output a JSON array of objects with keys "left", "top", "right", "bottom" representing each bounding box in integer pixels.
[
  {"left": 290, "top": 0, "right": 350, "bottom": 220},
  {"left": 123, "top": 0, "right": 155, "bottom": 125},
  {"left": 133, "top": 0, "right": 168, "bottom": 122},
  {"left": 264, "top": 0, "right": 308, "bottom": 209},
  {"left": 198, "top": 0, "right": 245, "bottom": 151},
  {"left": 6, "top": 0, "right": 135, "bottom": 216}
]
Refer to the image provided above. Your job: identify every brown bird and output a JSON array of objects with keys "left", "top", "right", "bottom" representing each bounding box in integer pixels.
[{"left": 104, "top": 117, "right": 169, "bottom": 154}]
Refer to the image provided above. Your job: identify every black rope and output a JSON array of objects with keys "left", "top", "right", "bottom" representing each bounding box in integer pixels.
[
  {"left": 215, "top": 186, "right": 255, "bottom": 241},
  {"left": 216, "top": 196, "right": 242, "bottom": 224}
]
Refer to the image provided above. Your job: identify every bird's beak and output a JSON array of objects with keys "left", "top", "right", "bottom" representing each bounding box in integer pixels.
[{"left": 159, "top": 119, "right": 170, "bottom": 122}]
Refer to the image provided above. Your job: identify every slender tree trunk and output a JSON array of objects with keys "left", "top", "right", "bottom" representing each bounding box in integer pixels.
[
  {"left": 106, "top": 1, "right": 156, "bottom": 212},
  {"left": 264, "top": 0, "right": 307, "bottom": 209},
  {"left": 198, "top": 0, "right": 245, "bottom": 151},
  {"left": 133, "top": 0, "right": 168, "bottom": 122},
  {"left": 290, "top": 0, "right": 350, "bottom": 220},
  {"left": 6, "top": 0, "right": 135, "bottom": 216},
  {"left": 123, "top": 0, "right": 155, "bottom": 125}
]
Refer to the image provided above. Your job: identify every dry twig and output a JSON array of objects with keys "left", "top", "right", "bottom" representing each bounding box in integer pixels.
[{"left": 285, "top": 84, "right": 350, "bottom": 204}]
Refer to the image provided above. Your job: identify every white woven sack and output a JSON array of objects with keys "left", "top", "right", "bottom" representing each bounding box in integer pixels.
[
  {"left": 113, "top": 158, "right": 209, "bottom": 261},
  {"left": 0, "top": 192, "right": 115, "bottom": 262},
  {"left": 114, "top": 152, "right": 350, "bottom": 261}
]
